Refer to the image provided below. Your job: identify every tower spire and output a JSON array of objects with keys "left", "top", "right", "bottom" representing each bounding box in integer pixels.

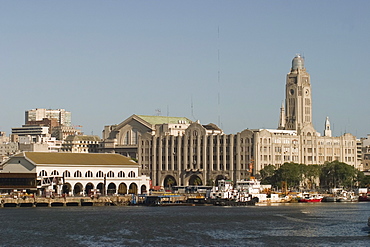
[
  {"left": 324, "top": 116, "right": 332, "bottom": 137},
  {"left": 278, "top": 101, "right": 285, "bottom": 129}
]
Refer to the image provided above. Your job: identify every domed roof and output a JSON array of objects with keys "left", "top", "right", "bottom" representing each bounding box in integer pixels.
[{"left": 292, "top": 55, "right": 304, "bottom": 70}]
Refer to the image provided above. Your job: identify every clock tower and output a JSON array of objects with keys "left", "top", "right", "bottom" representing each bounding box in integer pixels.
[{"left": 285, "top": 55, "right": 312, "bottom": 131}]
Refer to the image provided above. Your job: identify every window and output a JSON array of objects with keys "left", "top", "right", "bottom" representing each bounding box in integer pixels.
[
  {"left": 118, "top": 171, "right": 125, "bottom": 177},
  {"left": 132, "top": 129, "right": 138, "bottom": 145},
  {"left": 50, "top": 170, "right": 59, "bottom": 176},
  {"left": 128, "top": 171, "right": 135, "bottom": 177},
  {"left": 63, "top": 170, "right": 70, "bottom": 177},
  {"left": 74, "top": 170, "right": 82, "bottom": 177},
  {"left": 123, "top": 131, "right": 129, "bottom": 145},
  {"left": 107, "top": 171, "right": 114, "bottom": 178},
  {"left": 39, "top": 170, "right": 47, "bottom": 177},
  {"left": 96, "top": 171, "right": 104, "bottom": 177},
  {"left": 85, "top": 171, "right": 93, "bottom": 177}
]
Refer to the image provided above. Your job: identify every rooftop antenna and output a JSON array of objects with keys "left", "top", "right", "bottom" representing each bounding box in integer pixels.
[
  {"left": 155, "top": 109, "right": 161, "bottom": 116},
  {"left": 191, "top": 95, "right": 196, "bottom": 120},
  {"left": 217, "top": 25, "right": 221, "bottom": 127}
]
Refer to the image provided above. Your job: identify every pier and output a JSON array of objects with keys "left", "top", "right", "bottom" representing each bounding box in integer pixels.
[{"left": 0, "top": 195, "right": 134, "bottom": 208}]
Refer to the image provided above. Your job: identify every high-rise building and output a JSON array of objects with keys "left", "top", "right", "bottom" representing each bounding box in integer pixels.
[
  {"left": 25, "top": 109, "right": 72, "bottom": 126},
  {"left": 284, "top": 55, "right": 313, "bottom": 130}
]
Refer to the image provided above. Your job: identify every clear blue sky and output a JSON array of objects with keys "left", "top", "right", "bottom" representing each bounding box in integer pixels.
[{"left": 1, "top": 1, "right": 369, "bottom": 138}]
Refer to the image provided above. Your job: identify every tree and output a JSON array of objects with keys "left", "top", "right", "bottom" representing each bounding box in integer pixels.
[
  {"left": 259, "top": 165, "right": 276, "bottom": 184},
  {"left": 320, "top": 161, "right": 357, "bottom": 189},
  {"left": 274, "top": 163, "right": 303, "bottom": 190},
  {"left": 302, "top": 164, "right": 321, "bottom": 190}
]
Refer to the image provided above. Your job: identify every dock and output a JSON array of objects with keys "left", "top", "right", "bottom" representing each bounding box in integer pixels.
[{"left": 0, "top": 195, "right": 134, "bottom": 207}]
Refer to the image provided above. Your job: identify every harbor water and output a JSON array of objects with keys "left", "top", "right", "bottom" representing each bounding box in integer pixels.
[{"left": 1, "top": 202, "right": 370, "bottom": 246}]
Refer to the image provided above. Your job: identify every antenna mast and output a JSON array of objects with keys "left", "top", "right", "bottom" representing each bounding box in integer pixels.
[{"left": 217, "top": 25, "right": 221, "bottom": 127}]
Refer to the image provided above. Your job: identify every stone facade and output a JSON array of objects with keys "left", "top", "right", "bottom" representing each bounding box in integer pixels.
[{"left": 100, "top": 55, "right": 360, "bottom": 188}]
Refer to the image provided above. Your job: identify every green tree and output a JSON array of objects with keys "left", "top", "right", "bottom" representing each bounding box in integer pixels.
[
  {"left": 303, "top": 164, "right": 321, "bottom": 190},
  {"left": 359, "top": 174, "right": 370, "bottom": 188},
  {"left": 259, "top": 165, "right": 276, "bottom": 184},
  {"left": 274, "top": 162, "right": 303, "bottom": 190},
  {"left": 320, "top": 161, "right": 357, "bottom": 189}
]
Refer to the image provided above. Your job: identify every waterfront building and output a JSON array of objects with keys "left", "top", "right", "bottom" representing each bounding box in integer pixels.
[
  {"left": 0, "top": 152, "right": 150, "bottom": 196},
  {"left": 241, "top": 55, "right": 358, "bottom": 173},
  {"left": 138, "top": 121, "right": 253, "bottom": 187},
  {"left": 99, "top": 55, "right": 359, "bottom": 188},
  {"left": 99, "top": 114, "right": 192, "bottom": 158},
  {"left": 138, "top": 55, "right": 358, "bottom": 187}
]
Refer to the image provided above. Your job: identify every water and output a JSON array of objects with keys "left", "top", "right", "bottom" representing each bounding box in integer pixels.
[{"left": 0, "top": 203, "right": 369, "bottom": 246}]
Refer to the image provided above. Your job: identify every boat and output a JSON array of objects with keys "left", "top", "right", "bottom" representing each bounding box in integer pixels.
[
  {"left": 336, "top": 191, "right": 358, "bottom": 202},
  {"left": 321, "top": 196, "right": 336, "bottom": 202},
  {"left": 298, "top": 193, "right": 323, "bottom": 202},
  {"left": 206, "top": 180, "right": 258, "bottom": 206}
]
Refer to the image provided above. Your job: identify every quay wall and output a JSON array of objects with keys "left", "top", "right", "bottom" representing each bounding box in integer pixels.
[{"left": 0, "top": 195, "right": 134, "bottom": 207}]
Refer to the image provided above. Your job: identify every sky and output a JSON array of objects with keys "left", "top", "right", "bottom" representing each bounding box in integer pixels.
[{"left": 1, "top": 1, "right": 369, "bottom": 138}]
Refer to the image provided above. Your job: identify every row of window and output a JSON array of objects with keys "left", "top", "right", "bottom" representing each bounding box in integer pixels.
[{"left": 38, "top": 170, "right": 136, "bottom": 178}]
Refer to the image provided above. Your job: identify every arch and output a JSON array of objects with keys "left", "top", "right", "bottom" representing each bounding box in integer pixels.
[
  {"left": 50, "top": 170, "right": 59, "bottom": 176},
  {"left": 118, "top": 171, "right": 125, "bottom": 177},
  {"left": 141, "top": 185, "right": 147, "bottom": 194},
  {"left": 97, "top": 183, "right": 104, "bottom": 195},
  {"left": 73, "top": 183, "right": 83, "bottom": 196},
  {"left": 123, "top": 131, "right": 129, "bottom": 145},
  {"left": 163, "top": 175, "right": 177, "bottom": 189},
  {"left": 118, "top": 183, "right": 127, "bottom": 195},
  {"left": 85, "top": 170, "right": 93, "bottom": 177},
  {"left": 62, "top": 183, "right": 72, "bottom": 195},
  {"left": 74, "top": 170, "right": 82, "bottom": 177},
  {"left": 63, "top": 170, "right": 71, "bottom": 178},
  {"left": 107, "top": 171, "right": 114, "bottom": 178},
  {"left": 39, "top": 170, "right": 47, "bottom": 177},
  {"left": 128, "top": 183, "right": 138, "bottom": 194},
  {"left": 188, "top": 175, "right": 203, "bottom": 186},
  {"left": 132, "top": 129, "right": 138, "bottom": 145},
  {"left": 96, "top": 171, "right": 104, "bottom": 178},
  {"left": 85, "top": 183, "right": 94, "bottom": 195},
  {"left": 107, "top": 183, "right": 116, "bottom": 195},
  {"left": 128, "top": 171, "right": 135, "bottom": 178}
]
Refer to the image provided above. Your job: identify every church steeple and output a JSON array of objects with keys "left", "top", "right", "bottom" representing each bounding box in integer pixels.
[{"left": 324, "top": 116, "right": 332, "bottom": 137}]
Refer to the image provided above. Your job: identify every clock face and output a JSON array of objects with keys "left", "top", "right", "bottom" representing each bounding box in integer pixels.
[
  {"left": 290, "top": 89, "right": 295, "bottom": 95},
  {"left": 305, "top": 89, "right": 309, "bottom": 95}
]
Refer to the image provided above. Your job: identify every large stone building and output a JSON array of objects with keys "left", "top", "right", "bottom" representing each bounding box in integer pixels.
[
  {"left": 137, "top": 55, "right": 358, "bottom": 188},
  {"left": 248, "top": 55, "right": 358, "bottom": 172},
  {"left": 99, "top": 114, "right": 193, "bottom": 158},
  {"left": 101, "top": 55, "right": 359, "bottom": 188}
]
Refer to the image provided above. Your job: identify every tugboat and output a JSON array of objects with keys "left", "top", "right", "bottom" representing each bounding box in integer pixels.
[
  {"left": 207, "top": 180, "right": 259, "bottom": 206},
  {"left": 298, "top": 193, "right": 323, "bottom": 202}
]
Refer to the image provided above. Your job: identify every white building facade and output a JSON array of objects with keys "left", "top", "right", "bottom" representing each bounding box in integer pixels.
[{"left": 0, "top": 152, "right": 150, "bottom": 196}]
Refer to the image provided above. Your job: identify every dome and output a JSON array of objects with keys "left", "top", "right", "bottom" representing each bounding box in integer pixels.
[{"left": 292, "top": 55, "right": 304, "bottom": 70}]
